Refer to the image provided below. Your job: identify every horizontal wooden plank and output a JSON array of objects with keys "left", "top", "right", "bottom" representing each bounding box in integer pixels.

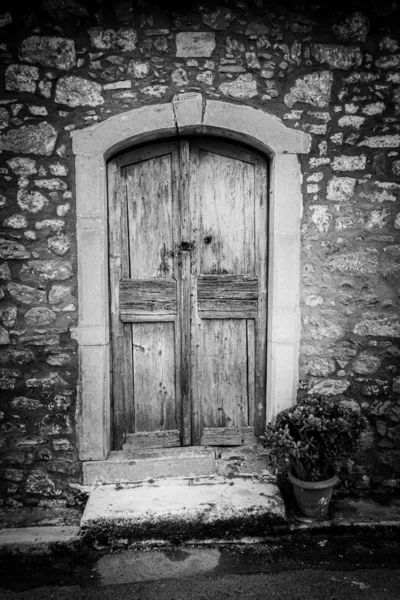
[
  {"left": 198, "top": 311, "right": 257, "bottom": 320},
  {"left": 124, "top": 430, "right": 181, "bottom": 449},
  {"left": 200, "top": 427, "right": 257, "bottom": 446},
  {"left": 197, "top": 275, "right": 258, "bottom": 300},
  {"left": 120, "top": 278, "right": 177, "bottom": 316},
  {"left": 198, "top": 299, "right": 258, "bottom": 314},
  {"left": 121, "top": 314, "right": 177, "bottom": 323}
]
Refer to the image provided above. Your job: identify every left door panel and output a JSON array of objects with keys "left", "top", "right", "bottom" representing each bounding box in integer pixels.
[{"left": 108, "top": 143, "right": 182, "bottom": 449}]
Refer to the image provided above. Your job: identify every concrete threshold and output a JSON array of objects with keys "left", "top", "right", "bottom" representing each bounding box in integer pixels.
[{"left": 80, "top": 475, "right": 286, "bottom": 543}]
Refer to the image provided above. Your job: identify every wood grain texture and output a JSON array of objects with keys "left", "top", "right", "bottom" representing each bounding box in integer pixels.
[
  {"left": 119, "top": 278, "right": 177, "bottom": 316},
  {"left": 132, "top": 321, "right": 178, "bottom": 432},
  {"left": 200, "top": 426, "right": 257, "bottom": 446},
  {"left": 126, "top": 153, "right": 174, "bottom": 279},
  {"left": 108, "top": 161, "right": 134, "bottom": 449},
  {"left": 124, "top": 429, "right": 180, "bottom": 448}
]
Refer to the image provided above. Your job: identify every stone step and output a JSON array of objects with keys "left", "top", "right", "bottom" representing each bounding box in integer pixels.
[
  {"left": 83, "top": 447, "right": 217, "bottom": 485},
  {"left": 80, "top": 475, "right": 286, "bottom": 544}
]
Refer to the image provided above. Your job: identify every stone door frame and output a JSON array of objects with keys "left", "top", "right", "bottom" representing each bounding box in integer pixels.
[{"left": 72, "top": 93, "right": 311, "bottom": 461}]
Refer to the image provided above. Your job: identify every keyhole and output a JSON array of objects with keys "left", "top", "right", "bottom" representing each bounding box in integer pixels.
[{"left": 204, "top": 235, "right": 212, "bottom": 245}]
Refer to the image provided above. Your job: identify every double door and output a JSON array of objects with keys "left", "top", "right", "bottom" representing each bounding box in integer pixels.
[{"left": 108, "top": 138, "right": 268, "bottom": 449}]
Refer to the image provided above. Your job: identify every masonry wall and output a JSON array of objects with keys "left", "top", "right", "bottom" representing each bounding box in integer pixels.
[{"left": 0, "top": 0, "right": 400, "bottom": 509}]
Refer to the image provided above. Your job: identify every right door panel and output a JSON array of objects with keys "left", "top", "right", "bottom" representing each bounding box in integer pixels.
[{"left": 189, "top": 140, "right": 268, "bottom": 445}]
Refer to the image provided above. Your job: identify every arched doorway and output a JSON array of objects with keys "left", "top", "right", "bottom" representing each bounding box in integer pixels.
[
  {"left": 108, "top": 137, "right": 268, "bottom": 450},
  {"left": 72, "top": 93, "right": 310, "bottom": 472}
]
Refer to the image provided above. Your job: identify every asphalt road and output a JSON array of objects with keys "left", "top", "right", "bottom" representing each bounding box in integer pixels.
[
  {"left": 1, "top": 568, "right": 400, "bottom": 600},
  {"left": 1, "top": 530, "right": 400, "bottom": 599}
]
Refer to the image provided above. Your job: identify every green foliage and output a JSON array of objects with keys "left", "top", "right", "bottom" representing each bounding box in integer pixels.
[{"left": 260, "top": 396, "right": 368, "bottom": 482}]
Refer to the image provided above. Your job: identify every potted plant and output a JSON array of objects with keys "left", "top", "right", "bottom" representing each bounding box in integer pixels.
[{"left": 260, "top": 396, "right": 367, "bottom": 518}]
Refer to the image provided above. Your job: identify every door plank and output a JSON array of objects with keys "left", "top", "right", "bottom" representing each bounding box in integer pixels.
[
  {"left": 199, "top": 319, "right": 249, "bottom": 429},
  {"left": 200, "top": 426, "right": 257, "bottom": 446},
  {"left": 132, "top": 322, "right": 178, "bottom": 432},
  {"left": 124, "top": 429, "right": 180, "bottom": 449},
  {"left": 108, "top": 161, "right": 134, "bottom": 449},
  {"left": 119, "top": 278, "right": 177, "bottom": 316},
  {"left": 179, "top": 140, "right": 192, "bottom": 446},
  {"left": 196, "top": 145, "right": 255, "bottom": 276},
  {"left": 247, "top": 320, "right": 255, "bottom": 428},
  {"left": 197, "top": 275, "right": 258, "bottom": 299},
  {"left": 126, "top": 153, "right": 174, "bottom": 279},
  {"left": 254, "top": 160, "right": 268, "bottom": 436}
]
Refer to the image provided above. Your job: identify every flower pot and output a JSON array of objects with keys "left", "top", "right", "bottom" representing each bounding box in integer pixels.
[{"left": 288, "top": 471, "right": 339, "bottom": 518}]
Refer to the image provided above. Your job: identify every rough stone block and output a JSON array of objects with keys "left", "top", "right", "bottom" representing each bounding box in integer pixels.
[{"left": 175, "top": 32, "right": 216, "bottom": 57}]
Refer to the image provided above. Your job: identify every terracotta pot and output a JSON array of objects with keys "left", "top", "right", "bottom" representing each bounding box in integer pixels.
[{"left": 288, "top": 470, "right": 339, "bottom": 518}]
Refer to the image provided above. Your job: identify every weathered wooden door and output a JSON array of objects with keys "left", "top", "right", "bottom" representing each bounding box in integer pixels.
[{"left": 108, "top": 138, "right": 268, "bottom": 449}]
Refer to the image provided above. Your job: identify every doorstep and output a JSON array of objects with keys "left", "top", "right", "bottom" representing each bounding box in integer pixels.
[
  {"left": 80, "top": 474, "right": 286, "bottom": 544},
  {"left": 83, "top": 447, "right": 217, "bottom": 485}
]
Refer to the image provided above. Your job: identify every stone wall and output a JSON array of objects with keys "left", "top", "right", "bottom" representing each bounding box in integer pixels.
[{"left": 0, "top": 0, "right": 400, "bottom": 507}]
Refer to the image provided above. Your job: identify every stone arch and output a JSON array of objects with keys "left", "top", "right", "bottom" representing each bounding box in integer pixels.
[{"left": 72, "top": 93, "right": 311, "bottom": 462}]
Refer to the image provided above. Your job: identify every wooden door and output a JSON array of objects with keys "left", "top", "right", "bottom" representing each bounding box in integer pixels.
[{"left": 108, "top": 139, "right": 268, "bottom": 449}]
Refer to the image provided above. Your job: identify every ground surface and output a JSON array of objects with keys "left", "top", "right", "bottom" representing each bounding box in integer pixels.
[{"left": 1, "top": 528, "right": 400, "bottom": 597}]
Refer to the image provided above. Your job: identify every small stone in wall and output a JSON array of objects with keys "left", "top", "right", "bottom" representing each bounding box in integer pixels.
[
  {"left": 11, "top": 396, "right": 43, "bottom": 410},
  {"left": 201, "top": 7, "right": 235, "bottom": 30},
  {"left": 365, "top": 208, "right": 390, "bottom": 230},
  {"left": 376, "top": 54, "right": 400, "bottom": 70},
  {"left": 327, "top": 249, "right": 378, "bottom": 274},
  {"left": 19, "top": 260, "right": 73, "bottom": 282},
  {"left": 47, "top": 353, "right": 71, "bottom": 366},
  {"left": 332, "top": 12, "right": 370, "bottom": 43},
  {"left": 354, "top": 313, "right": 400, "bottom": 337},
  {"left": 7, "top": 282, "right": 46, "bottom": 304},
  {"left": 0, "top": 122, "right": 57, "bottom": 156},
  {"left": 55, "top": 76, "right": 104, "bottom": 107},
  {"left": 24, "top": 307, "right": 56, "bottom": 326},
  {"left": 25, "top": 471, "right": 58, "bottom": 497},
  {"left": 0, "top": 327, "right": 10, "bottom": 345},
  {"left": 0, "top": 239, "right": 30, "bottom": 260},
  {"left": 332, "top": 155, "right": 366, "bottom": 171},
  {"left": 56, "top": 203, "right": 70, "bottom": 217},
  {"left": 2, "top": 307, "right": 17, "bottom": 329},
  {"left": 284, "top": 71, "right": 333, "bottom": 108},
  {"left": 88, "top": 27, "right": 137, "bottom": 52},
  {"left": 17, "top": 190, "right": 48, "bottom": 213},
  {"left": 48, "top": 234, "right": 71, "bottom": 256},
  {"left": 3, "top": 214, "right": 28, "bottom": 229},
  {"left": 128, "top": 60, "right": 150, "bottom": 79},
  {"left": 196, "top": 71, "right": 214, "bottom": 85},
  {"left": 311, "top": 44, "right": 362, "bottom": 70},
  {"left": 34, "top": 178, "right": 68, "bottom": 191},
  {"left": 308, "top": 379, "right": 350, "bottom": 396},
  {"left": 362, "top": 102, "right": 385, "bottom": 116},
  {"left": 393, "top": 160, "right": 400, "bottom": 176},
  {"left": 327, "top": 176, "right": 356, "bottom": 201},
  {"left": 19, "top": 36, "right": 76, "bottom": 70},
  {"left": 305, "top": 357, "right": 336, "bottom": 377},
  {"left": 5, "top": 65, "right": 39, "bottom": 93},
  {"left": 171, "top": 68, "right": 189, "bottom": 86},
  {"left": 0, "top": 108, "right": 9, "bottom": 131},
  {"left": 48, "top": 284, "right": 72, "bottom": 304},
  {"left": 358, "top": 135, "right": 400, "bottom": 148},
  {"left": 310, "top": 205, "right": 332, "bottom": 233},
  {"left": 219, "top": 73, "right": 258, "bottom": 99},
  {"left": 0, "top": 262, "right": 11, "bottom": 280},
  {"left": 380, "top": 36, "right": 400, "bottom": 53},
  {"left": 0, "top": 12, "right": 12, "bottom": 27},
  {"left": 35, "top": 219, "right": 65, "bottom": 232},
  {"left": 175, "top": 32, "right": 216, "bottom": 58},
  {"left": 338, "top": 115, "right": 365, "bottom": 128},
  {"left": 393, "top": 377, "right": 400, "bottom": 393},
  {"left": 352, "top": 352, "right": 381, "bottom": 375},
  {"left": 49, "top": 163, "right": 67, "bottom": 177},
  {"left": 7, "top": 157, "right": 37, "bottom": 176},
  {"left": 141, "top": 85, "right": 168, "bottom": 98}
]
